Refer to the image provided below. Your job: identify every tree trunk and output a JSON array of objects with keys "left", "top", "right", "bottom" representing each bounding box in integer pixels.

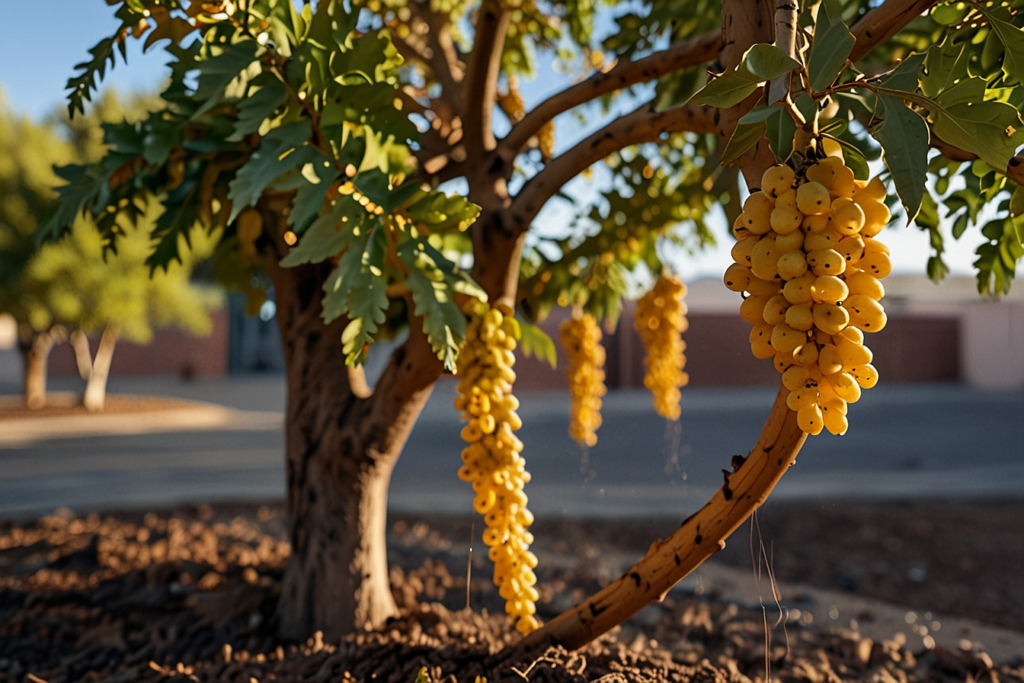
[
  {"left": 265, "top": 239, "right": 445, "bottom": 641},
  {"left": 18, "top": 326, "right": 64, "bottom": 410},
  {"left": 70, "top": 329, "right": 94, "bottom": 380},
  {"left": 82, "top": 326, "right": 118, "bottom": 412}
]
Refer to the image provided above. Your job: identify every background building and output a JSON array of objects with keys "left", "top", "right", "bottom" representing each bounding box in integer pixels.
[{"left": 1, "top": 274, "right": 1023, "bottom": 391}]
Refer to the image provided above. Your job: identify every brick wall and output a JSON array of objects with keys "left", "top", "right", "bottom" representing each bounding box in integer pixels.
[
  {"left": 512, "top": 303, "right": 960, "bottom": 390},
  {"left": 49, "top": 307, "right": 229, "bottom": 379}
]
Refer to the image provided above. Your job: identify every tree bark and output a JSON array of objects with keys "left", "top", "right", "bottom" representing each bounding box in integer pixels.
[
  {"left": 265, "top": 246, "right": 445, "bottom": 641},
  {"left": 82, "top": 326, "right": 118, "bottom": 413},
  {"left": 18, "top": 326, "right": 64, "bottom": 410}
]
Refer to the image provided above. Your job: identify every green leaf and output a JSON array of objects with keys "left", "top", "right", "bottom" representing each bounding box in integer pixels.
[
  {"left": 398, "top": 237, "right": 484, "bottom": 370},
  {"left": 353, "top": 170, "right": 421, "bottom": 213},
  {"left": 878, "top": 83, "right": 1024, "bottom": 175},
  {"left": 873, "top": 94, "right": 930, "bottom": 220},
  {"left": 690, "top": 44, "right": 798, "bottom": 108},
  {"left": 407, "top": 191, "right": 482, "bottom": 233},
  {"left": 192, "top": 40, "right": 261, "bottom": 118},
  {"left": 738, "top": 104, "right": 781, "bottom": 124},
  {"left": 721, "top": 121, "right": 766, "bottom": 166},
  {"left": 765, "top": 108, "right": 796, "bottom": 162},
  {"left": 931, "top": 3, "right": 969, "bottom": 26},
  {"left": 689, "top": 72, "right": 760, "bottom": 108},
  {"left": 1011, "top": 185, "right": 1024, "bottom": 218},
  {"left": 807, "top": 0, "right": 856, "bottom": 93},
  {"left": 880, "top": 52, "right": 926, "bottom": 93},
  {"left": 148, "top": 180, "right": 200, "bottom": 271},
  {"left": 978, "top": 10, "right": 1024, "bottom": 84},
  {"left": 289, "top": 158, "right": 341, "bottom": 234},
  {"left": 404, "top": 269, "right": 464, "bottom": 371},
  {"left": 921, "top": 39, "right": 969, "bottom": 98},
  {"left": 228, "top": 78, "right": 289, "bottom": 142},
  {"left": 280, "top": 198, "right": 363, "bottom": 267},
  {"left": 228, "top": 120, "right": 319, "bottom": 221},
  {"left": 518, "top": 318, "right": 557, "bottom": 369},
  {"left": 65, "top": 35, "right": 121, "bottom": 118},
  {"left": 322, "top": 223, "right": 390, "bottom": 365},
  {"left": 931, "top": 93, "right": 1024, "bottom": 171},
  {"left": 743, "top": 44, "right": 801, "bottom": 81}
]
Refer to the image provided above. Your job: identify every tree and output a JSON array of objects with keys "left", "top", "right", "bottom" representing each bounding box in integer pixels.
[
  {"left": 46, "top": 0, "right": 1024, "bottom": 649},
  {"left": 24, "top": 207, "right": 221, "bottom": 410},
  {"left": 0, "top": 92, "right": 220, "bottom": 410}
]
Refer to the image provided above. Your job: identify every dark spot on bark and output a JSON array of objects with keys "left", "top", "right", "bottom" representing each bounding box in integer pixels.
[
  {"left": 723, "top": 487, "right": 734, "bottom": 501},
  {"left": 778, "top": 458, "right": 783, "bottom": 466},
  {"left": 674, "top": 553, "right": 681, "bottom": 566},
  {"left": 392, "top": 346, "right": 407, "bottom": 368},
  {"left": 589, "top": 602, "right": 607, "bottom": 617},
  {"left": 488, "top": 155, "right": 505, "bottom": 176},
  {"left": 308, "top": 487, "right": 318, "bottom": 504},
  {"left": 764, "top": 443, "right": 774, "bottom": 453},
  {"left": 694, "top": 534, "right": 703, "bottom": 544},
  {"left": 629, "top": 572, "right": 642, "bottom": 587}
]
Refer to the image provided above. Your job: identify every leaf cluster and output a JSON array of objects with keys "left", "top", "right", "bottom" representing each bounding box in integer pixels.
[{"left": 690, "top": 0, "right": 1024, "bottom": 295}]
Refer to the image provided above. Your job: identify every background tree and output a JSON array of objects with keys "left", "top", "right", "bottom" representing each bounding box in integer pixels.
[
  {"left": 0, "top": 92, "right": 220, "bottom": 410},
  {"left": 46, "top": 0, "right": 1024, "bottom": 648}
]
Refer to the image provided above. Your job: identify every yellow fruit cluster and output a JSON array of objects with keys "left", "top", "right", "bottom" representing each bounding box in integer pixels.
[
  {"left": 635, "top": 274, "right": 690, "bottom": 420},
  {"left": 560, "top": 312, "right": 607, "bottom": 447},
  {"left": 454, "top": 300, "right": 540, "bottom": 635},
  {"left": 538, "top": 121, "right": 555, "bottom": 160},
  {"left": 724, "top": 157, "right": 892, "bottom": 436},
  {"left": 497, "top": 80, "right": 526, "bottom": 124}
]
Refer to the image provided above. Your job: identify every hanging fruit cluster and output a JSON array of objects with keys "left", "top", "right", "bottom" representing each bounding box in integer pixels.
[
  {"left": 454, "top": 300, "right": 540, "bottom": 634},
  {"left": 724, "top": 155, "right": 892, "bottom": 436},
  {"left": 560, "top": 312, "right": 607, "bottom": 446},
  {"left": 538, "top": 121, "right": 555, "bottom": 160},
  {"left": 635, "top": 274, "right": 690, "bottom": 420},
  {"left": 497, "top": 79, "right": 526, "bottom": 124}
]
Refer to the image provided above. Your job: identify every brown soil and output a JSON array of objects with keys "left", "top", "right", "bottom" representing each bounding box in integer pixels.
[
  {"left": 1, "top": 502, "right": 1022, "bottom": 683},
  {"left": 0, "top": 394, "right": 207, "bottom": 420}
]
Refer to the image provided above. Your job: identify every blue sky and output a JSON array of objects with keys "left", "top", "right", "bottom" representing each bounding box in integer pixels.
[
  {"left": 0, "top": 2, "right": 982, "bottom": 278},
  {"left": 0, "top": 3, "right": 170, "bottom": 121}
]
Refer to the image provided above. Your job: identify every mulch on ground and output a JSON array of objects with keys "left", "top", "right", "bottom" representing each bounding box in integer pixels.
[
  {"left": 0, "top": 394, "right": 208, "bottom": 420},
  {"left": 1, "top": 502, "right": 1021, "bottom": 682}
]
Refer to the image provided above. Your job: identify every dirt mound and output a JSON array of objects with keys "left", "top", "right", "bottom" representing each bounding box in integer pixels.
[{"left": 0, "top": 505, "right": 1021, "bottom": 682}]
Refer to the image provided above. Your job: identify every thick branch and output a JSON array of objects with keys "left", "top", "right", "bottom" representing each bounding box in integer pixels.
[
  {"left": 500, "top": 30, "right": 721, "bottom": 159},
  {"left": 408, "top": 1, "right": 465, "bottom": 89},
  {"left": 518, "top": 387, "right": 807, "bottom": 652},
  {"left": 507, "top": 102, "right": 718, "bottom": 231},
  {"left": 768, "top": 0, "right": 798, "bottom": 105},
  {"left": 930, "top": 134, "right": 1024, "bottom": 186},
  {"left": 462, "top": 0, "right": 510, "bottom": 159},
  {"left": 849, "top": 0, "right": 940, "bottom": 61}
]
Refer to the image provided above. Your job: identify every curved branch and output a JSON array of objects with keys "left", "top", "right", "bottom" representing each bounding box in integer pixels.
[
  {"left": 462, "top": 0, "right": 511, "bottom": 159},
  {"left": 930, "top": 134, "right": 1024, "bottom": 186},
  {"left": 518, "top": 387, "right": 807, "bottom": 652},
  {"left": 500, "top": 30, "right": 721, "bottom": 159},
  {"left": 849, "top": 0, "right": 940, "bottom": 61},
  {"left": 507, "top": 102, "right": 718, "bottom": 231}
]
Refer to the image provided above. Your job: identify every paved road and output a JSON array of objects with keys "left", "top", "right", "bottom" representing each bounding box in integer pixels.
[{"left": 1, "top": 376, "right": 1022, "bottom": 519}]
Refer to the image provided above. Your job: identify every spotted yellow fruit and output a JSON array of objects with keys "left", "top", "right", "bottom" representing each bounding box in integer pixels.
[
  {"left": 456, "top": 300, "right": 539, "bottom": 635},
  {"left": 635, "top": 274, "right": 689, "bottom": 420},
  {"left": 560, "top": 312, "right": 607, "bottom": 447},
  {"left": 723, "top": 153, "right": 892, "bottom": 437}
]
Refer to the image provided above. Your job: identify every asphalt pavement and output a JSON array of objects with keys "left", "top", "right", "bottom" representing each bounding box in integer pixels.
[{"left": 1, "top": 375, "right": 1022, "bottom": 519}]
